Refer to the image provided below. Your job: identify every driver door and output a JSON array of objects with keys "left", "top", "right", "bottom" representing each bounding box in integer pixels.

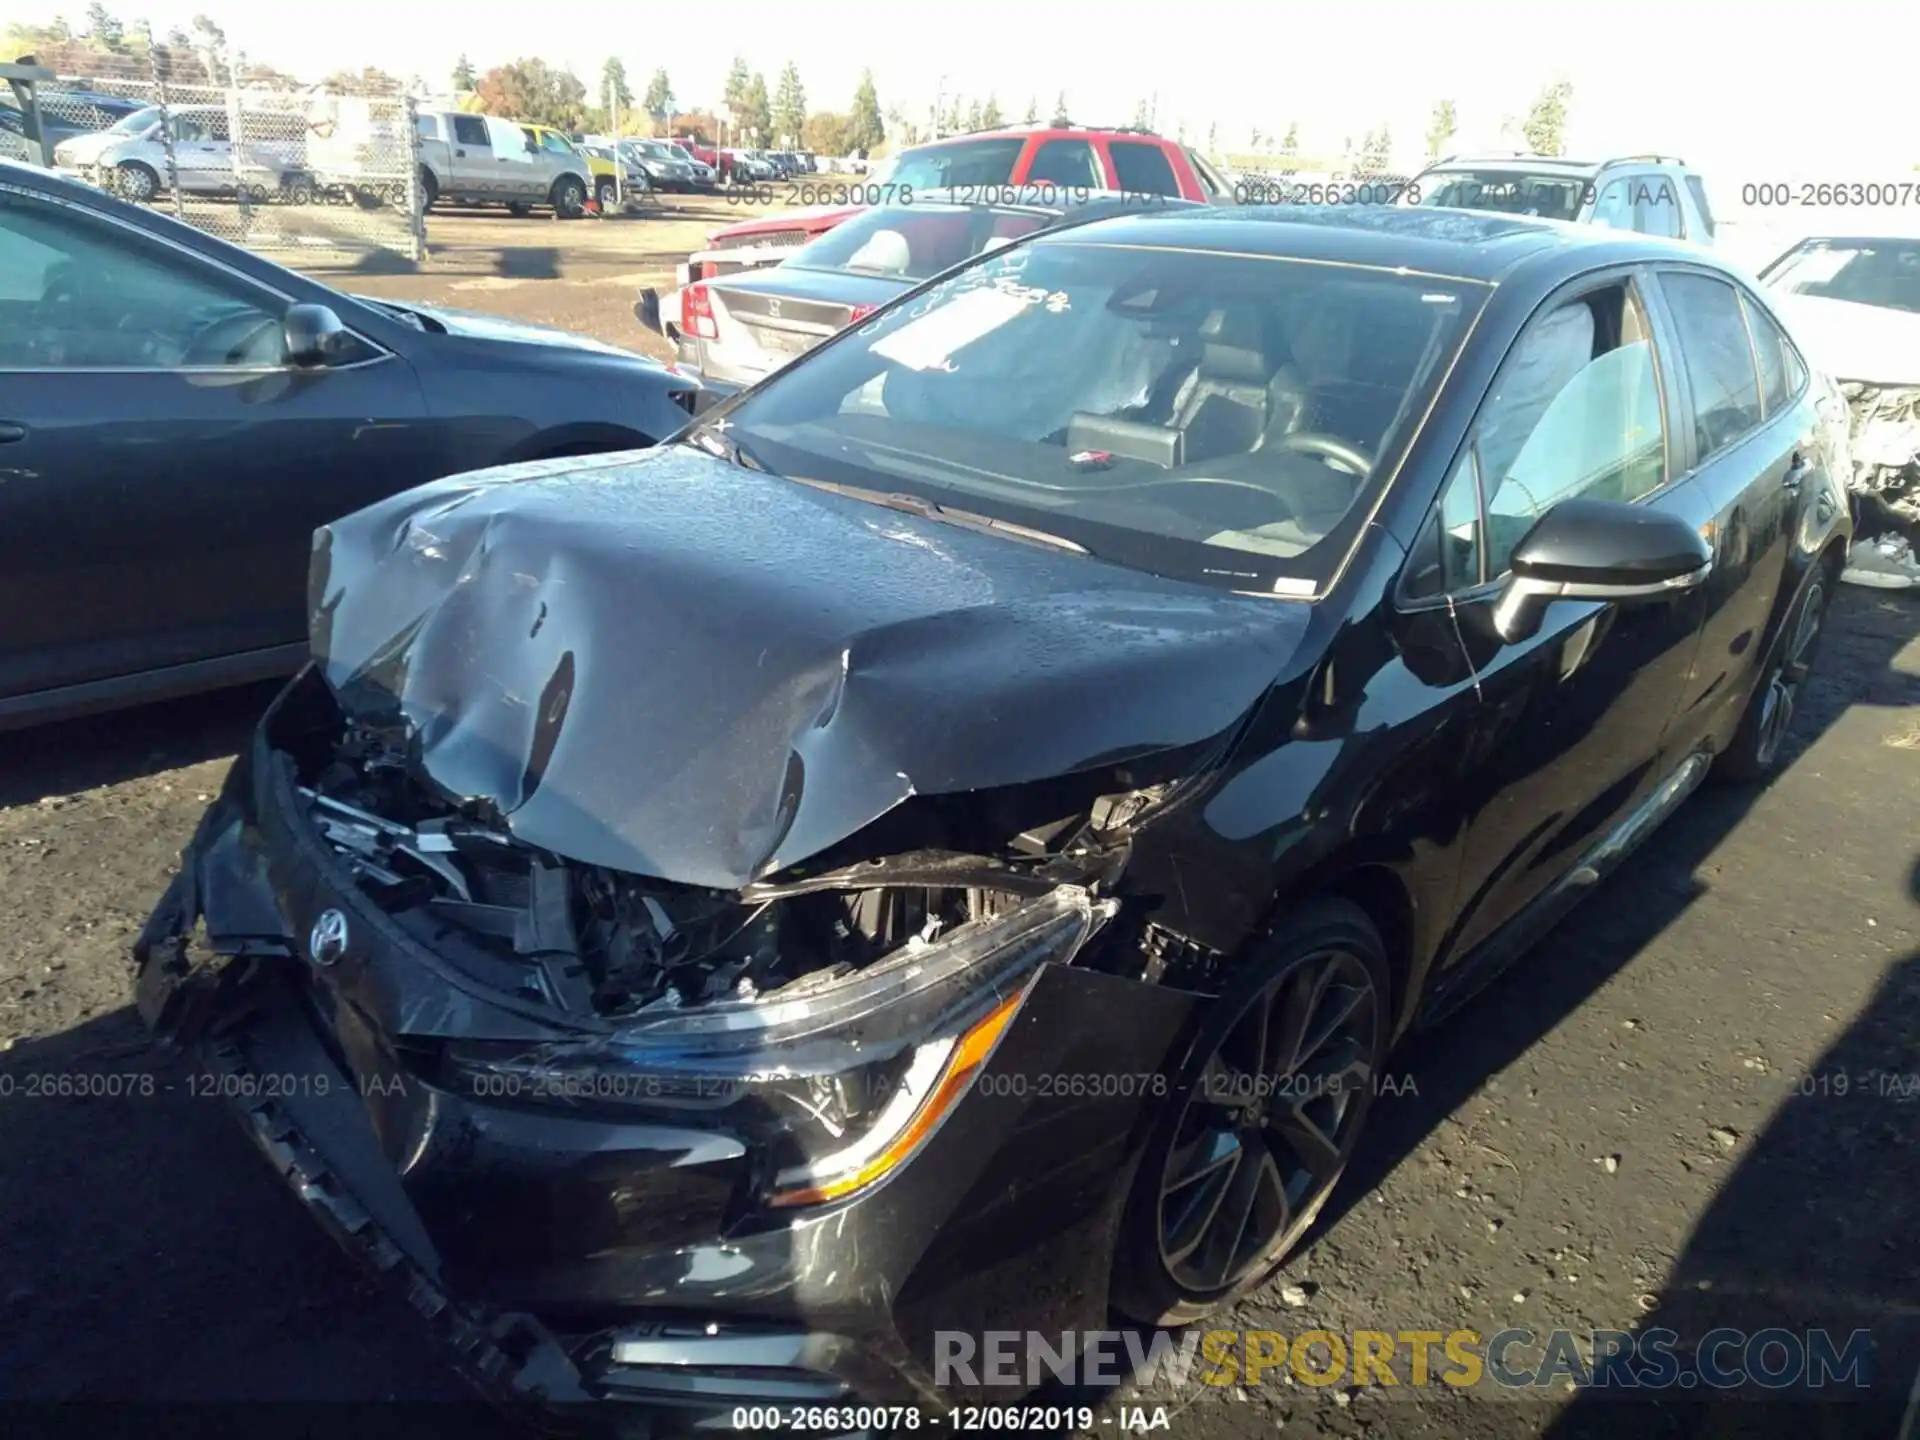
[
  {"left": 1401, "top": 269, "right": 1717, "bottom": 981},
  {"left": 0, "top": 183, "right": 428, "bottom": 706}
]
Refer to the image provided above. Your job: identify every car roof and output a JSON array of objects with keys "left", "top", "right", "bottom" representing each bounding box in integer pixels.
[
  {"left": 903, "top": 126, "right": 1175, "bottom": 152},
  {"left": 1422, "top": 156, "right": 1608, "bottom": 177},
  {"left": 1028, "top": 203, "right": 1714, "bottom": 284}
]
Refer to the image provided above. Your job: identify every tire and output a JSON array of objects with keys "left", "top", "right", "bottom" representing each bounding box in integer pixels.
[
  {"left": 279, "top": 173, "right": 314, "bottom": 206},
  {"left": 418, "top": 167, "right": 439, "bottom": 210},
  {"left": 549, "top": 175, "right": 586, "bottom": 218},
  {"left": 115, "top": 161, "right": 159, "bottom": 203},
  {"left": 1713, "top": 560, "right": 1836, "bottom": 783},
  {"left": 506, "top": 201, "right": 532, "bottom": 217},
  {"left": 596, "top": 177, "right": 619, "bottom": 211},
  {"left": 1110, "top": 898, "right": 1390, "bottom": 1328}
]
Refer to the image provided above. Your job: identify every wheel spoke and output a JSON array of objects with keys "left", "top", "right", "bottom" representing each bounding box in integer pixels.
[
  {"left": 1298, "top": 978, "right": 1369, "bottom": 1066},
  {"left": 1269, "top": 1096, "right": 1344, "bottom": 1184},
  {"left": 1163, "top": 1137, "right": 1242, "bottom": 1268},
  {"left": 1199, "top": 1129, "right": 1272, "bottom": 1288},
  {"left": 1267, "top": 963, "right": 1324, "bottom": 1074}
]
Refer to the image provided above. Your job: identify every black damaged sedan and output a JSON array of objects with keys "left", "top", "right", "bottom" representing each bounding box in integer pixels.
[{"left": 135, "top": 207, "right": 1850, "bottom": 1422}]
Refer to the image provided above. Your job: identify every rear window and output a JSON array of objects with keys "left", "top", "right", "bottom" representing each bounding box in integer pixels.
[
  {"left": 873, "top": 137, "right": 1025, "bottom": 189},
  {"left": 1416, "top": 169, "right": 1590, "bottom": 221},
  {"left": 1110, "top": 141, "right": 1181, "bottom": 197},
  {"left": 789, "top": 204, "right": 1054, "bottom": 281}
]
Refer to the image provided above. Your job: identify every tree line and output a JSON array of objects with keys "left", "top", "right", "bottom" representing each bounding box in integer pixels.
[{"left": 7, "top": 5, "right": 1574, "bottom": 163}]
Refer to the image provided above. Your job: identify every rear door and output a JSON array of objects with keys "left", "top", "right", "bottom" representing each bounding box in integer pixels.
[
  {"left": 1403, "top": 268, "right": 1716, "bottom": 971},
  {"left": 0, "top": 181, "right": 433, "bottom": 705},
  {"left": 1642, "top": 267, "right": 1809, "bottom": 754}
]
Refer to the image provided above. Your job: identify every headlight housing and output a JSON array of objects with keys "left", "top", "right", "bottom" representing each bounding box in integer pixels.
[{"left": 440, "top": 886, "right": 1113, "bottom": 1207}]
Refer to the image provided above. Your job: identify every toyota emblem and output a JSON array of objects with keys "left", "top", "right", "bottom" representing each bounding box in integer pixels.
[{"left": 309, "top": 908, "right": 350, "bottom": 967}]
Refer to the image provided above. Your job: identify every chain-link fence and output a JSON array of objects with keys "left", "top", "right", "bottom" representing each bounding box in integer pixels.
[{"left": 16, "top": 55, "right": 424, "bottom": 262}]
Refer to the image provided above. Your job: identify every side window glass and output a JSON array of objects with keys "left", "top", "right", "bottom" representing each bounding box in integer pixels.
[
  {"left": 1589, "top": 178, "right": 1633, "bottom": 230},
  {"left": 1110, "top": 141, "right": 1180, "bottom": 197},
  {"left": 1472, "top": 286, "right": 1670, "bottom": 577},
  {"left": 1632, "top": 174, "right": 1684, "bottom": 238},
  {"left": 1026, "top": 140, "right": 1100, "bottom": 189},
  {"left": 1403, "top": 449, "right": 1484, "bottom": 600},
  {"left": 488, "top": 117, "right": 534, "bottom": 162},
  {"left": 450, "top": 114, "right": 488, "bottom": 147},
  {"left": 1739, "top": 292, "right": 1794, "bottom": 417},
  {"left": 0, "top": 194, "right": 287, "bottom": 370},
  {"left": 1661, "top": 271, "right": 1765, "bottom": 458}
]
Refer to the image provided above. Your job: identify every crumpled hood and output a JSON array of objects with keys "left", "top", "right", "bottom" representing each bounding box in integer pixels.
[
  {"left": 1770, "top": 292, "right": 1920, "bottom": 386},
  {"left": 308, "top": 446, "right": 1309, "bottom": 890}
]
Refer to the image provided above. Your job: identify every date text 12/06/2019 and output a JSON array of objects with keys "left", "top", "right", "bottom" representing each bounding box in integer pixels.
[{"left": 730, "top": 1405, "right": 1174, "bottom": 1431}]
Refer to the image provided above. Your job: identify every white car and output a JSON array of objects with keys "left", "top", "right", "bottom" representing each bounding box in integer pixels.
[
  {"left": 1761, "top": 228, "right": 1920, "bottom": 584},
  {"left": 53, "top": 103, "right": 302, "bottom": 202}
]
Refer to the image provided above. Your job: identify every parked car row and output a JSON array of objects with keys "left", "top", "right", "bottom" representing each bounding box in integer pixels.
[{"left": 118, "top": 186, "right": 1854, "bottom": 1430}]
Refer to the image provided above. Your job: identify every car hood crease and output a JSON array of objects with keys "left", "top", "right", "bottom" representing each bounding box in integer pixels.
[{"left": 307, "top": 447, "right": 1308, "bottom": 890}]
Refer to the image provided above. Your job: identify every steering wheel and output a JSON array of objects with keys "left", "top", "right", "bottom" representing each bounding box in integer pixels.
[{"left": 1274, "top": 431, "right": 1375, "bottom": 477}]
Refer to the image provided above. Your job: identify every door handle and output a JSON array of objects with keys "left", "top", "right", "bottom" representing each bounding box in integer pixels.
[
  {"left": 0, "top": 422, "right": 27, "bottom": 443},
  {"left": 455, "top": 148, "right": 467, "bottom": 157}
]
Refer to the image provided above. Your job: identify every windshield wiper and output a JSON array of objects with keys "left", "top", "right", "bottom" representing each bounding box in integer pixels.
[{"left": 787, "top": 475, "right": 1086, "bottom": 554}]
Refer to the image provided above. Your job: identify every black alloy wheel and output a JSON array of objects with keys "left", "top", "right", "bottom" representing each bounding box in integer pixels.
[
  {"left": 1114, "top": 899, "right": 1389, "bottom": 1326},
  {"left": 1716, "top": 562, "right": 1835, "bottom": 782}
]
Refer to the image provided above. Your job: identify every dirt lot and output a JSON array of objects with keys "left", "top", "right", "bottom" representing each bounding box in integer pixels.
[
  {"left": 294, "top": 190, "right": 768, "bottom": 361},
  {"left": 1, "top": 208, "right": 1917, "bottom": 1438}
]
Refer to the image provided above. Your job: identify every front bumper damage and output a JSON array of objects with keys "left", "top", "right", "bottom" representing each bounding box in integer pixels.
[{"left": 132, "top": 675, "right": 1202, "bottom": 1425}]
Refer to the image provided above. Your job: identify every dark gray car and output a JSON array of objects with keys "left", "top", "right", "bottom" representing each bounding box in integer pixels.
[{"left": 0, "top": 159, "right": 701, "bottom": 730}]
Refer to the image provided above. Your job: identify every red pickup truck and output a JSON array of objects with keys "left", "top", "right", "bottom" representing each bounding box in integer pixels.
[{"left": 698, "top": 124, "right": 1225, "bottom": 256}]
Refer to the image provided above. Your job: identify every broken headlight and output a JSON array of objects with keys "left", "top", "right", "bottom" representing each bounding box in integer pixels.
[{"left": 441, "top": 886, "right": 1114, "bottom": 1207}]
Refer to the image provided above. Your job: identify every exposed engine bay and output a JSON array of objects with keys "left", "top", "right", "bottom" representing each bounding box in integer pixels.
[
  {"left": 1840, "top": 383, "right": 1920, "bottom": 504},
  {"left": 289, "top": 710, "right": 1163, "bottom": 1019}
]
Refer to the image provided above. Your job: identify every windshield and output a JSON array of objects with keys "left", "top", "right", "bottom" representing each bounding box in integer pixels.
[
  {"left": 1415, "top": 168, "right": 1588, "bottom": 221},
  {"left": 871, "top": 137, "right": 1026, "bottom": 190},
  {"left": 701, "top": 234, "right": 1484, "bottom": 591},
  {"left": 668, "top": 144, "right": 697, "bottom": 163},
  {"left": 791, "top": 203, "right": 1058, "bottom": 280},
  {"left": 106, "top": 105, "right": 161, "bottom": 135},
  {"left": 1764, "top": 238, "right": 1920, "bottom": 316}
]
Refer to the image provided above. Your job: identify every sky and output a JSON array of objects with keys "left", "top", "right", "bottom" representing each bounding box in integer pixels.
[{"left": 15, "top": 0, "right": 1920, "bottom": 181}]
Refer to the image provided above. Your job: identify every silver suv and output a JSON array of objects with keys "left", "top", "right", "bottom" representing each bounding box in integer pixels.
[{"left": 1408, "top": 152, "right": 1715, "bottom": 245}]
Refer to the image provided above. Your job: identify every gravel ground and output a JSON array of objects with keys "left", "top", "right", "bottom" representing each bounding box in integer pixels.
[
  {"left": 1, "top": 207, "right": 1915, "bottom": 1437},
  {"left": 292, "top": 191, "right": 764, "bottom": 362}
]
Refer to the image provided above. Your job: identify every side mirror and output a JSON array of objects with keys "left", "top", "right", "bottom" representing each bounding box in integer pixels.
[
  {"left": 1491, "top": 497, "right": 1711, "bottom": 643},
  {"left": 283, "top": 303, "right": 348, "bottom": 367}
]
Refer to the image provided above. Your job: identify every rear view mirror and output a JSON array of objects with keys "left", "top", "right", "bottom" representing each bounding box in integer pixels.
[
  {"left": 1491, "top": 497, "right": 1711, "bottom": 643},
  {"left": 283, "top": 303, "right": 348, "bottom": 367}
]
